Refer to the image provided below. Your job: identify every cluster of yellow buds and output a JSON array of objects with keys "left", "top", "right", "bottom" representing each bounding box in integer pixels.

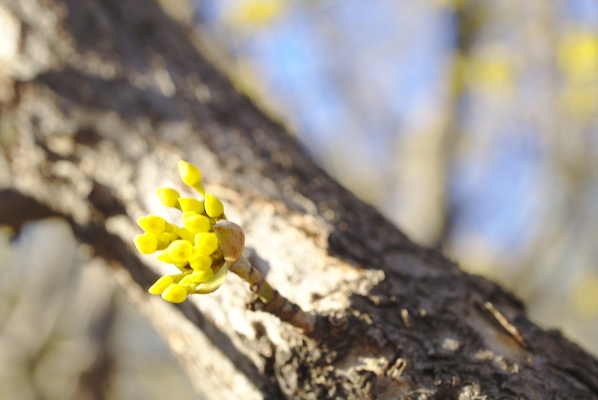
[{"left": 134, "top": 161, "right": 238, "bottom": 303}]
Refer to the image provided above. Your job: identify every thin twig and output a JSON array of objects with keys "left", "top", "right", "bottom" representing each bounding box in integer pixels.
[{"left": 229, "top": 256, "right": 318, "bottom": 334}]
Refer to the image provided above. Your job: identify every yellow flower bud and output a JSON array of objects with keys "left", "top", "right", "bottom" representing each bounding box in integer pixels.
[
  {"left": 156, "top": 251, "right": 187, "bottom": 269},
  {"left": 175, "top": 227, "right": 196, "bottom": 242},
  {"left": 134, "top": 160, "right": 244, "bottom": 302},
  {"left": 134, "top": 233, "right": 158, "bottom": 254},
  {"left": 179, "top": 275, "right": 199, "bottom": 293},
  {"left": 137, "top": 215, "right": 167, "bottom": 235},
  {"left": 158, "top": 231, "right": 179, "bottom": 242},
  {"left": 178, "top": 161, "right": 205, "bottom": 194},
  {"left": 157, "top": 251, "right": 175, "bottom": 263},
  {"left": 178, "top": 198, "right": 204, "bottom": 214},
  {"left": 157, "top": 188, "right": 181, "bottom": 208},
  {"left": 155, "top": 235, "right": 170, "bottom": 250},
  {"left": 189, "top": 253, "right": 212, "bottom": 271},
  {"left": 165, "top": 240, "right": 194, "bottom": 262},
  {"left": 156, "top": 231, "right": 180, "bottom": 250},
  {"left": 205, "top": 193, "right": 224, "bottom": 218},
  {"left": 191, "top": 268, "right": 214, "bottom": 283},
  {"left": 195, "top": 232, "right": 219, "bottom": 255},
  {"left": 165, "top": 222, "right": 177, "bottom": 232},
  {"left": 184, "top": 214, "right": 211, "bottom": 233},
  {"left": 182, "top": 211, "right": 196, "bottom": 221},
  {"left": 148, "top": 275, "right": 175, "bottom": 295},
  {"left": 161, "top": 284, "right": 188, "bottom": 303}
]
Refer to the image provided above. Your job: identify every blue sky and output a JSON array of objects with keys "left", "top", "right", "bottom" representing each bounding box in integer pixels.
[{"left": 193, "top": 0, "right": 593, "bottom": 261}]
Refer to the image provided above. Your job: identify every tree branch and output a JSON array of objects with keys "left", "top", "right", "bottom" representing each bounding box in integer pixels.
[{"left": 1, "top": 0, "right": 598, "bottom": 398}]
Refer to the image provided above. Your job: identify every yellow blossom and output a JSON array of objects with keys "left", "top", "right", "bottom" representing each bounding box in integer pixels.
[
  {"left": 191, "top": 269, "right": 214, "bottom": 283},
  {"left": 134, "top": 233, "right": 158, "bottom": 254},
  {"left": 137, "top": 160, "right": 239, "bottom": 303},
  {"left": 178, "top": 198, "right": 204, "bottom": 214},
  {"left": 189, "top": 253, "right": 212, "bottom": 271},
  {"left": 156, "top": 231, "right": 179, "bottom": 244},
  {"left": 165, "top": 240, "right": 193, "bottom": 263},
  {"left": 195, "top": 232, "right": 219, "bottom": 255},
  {"left": 179, "top": 275, "right": 199, "bottom": 293},
  {"left": 205, "top": 193, "right": 224, "bottom": 218},
  {"left": 181, "top": 212, "right": 196, "bottom": 221},
  {"left": 157, "top": 188, "right": 181, "bottom": 208},
  {"left": 156, "top": 251, "right": 187, "bottom": 269},
  {"left": 137, "top": 215, "right": 167, "bottom": 235},
  {"left": 225, "top": 0, "right": 286, "bottom": 29},
  {"left": 184, "top": 214, "right": 211, "bottom": 233},
  {"left": 148, "top": 275, "right": 175, "bottom": 295},
  {"left": 178, "top": 160, "right": 205, "bottom": 194},
  {"left": 175, "top": 226, "right": 196, "bottom": 242},
  {"left": 161, "top": 284, "right": 188, "bottom": 303}
]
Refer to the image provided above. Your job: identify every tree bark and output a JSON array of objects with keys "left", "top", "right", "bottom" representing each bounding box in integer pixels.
[{"left": 1, "top": 0, "right": 598, "bottom": 398}]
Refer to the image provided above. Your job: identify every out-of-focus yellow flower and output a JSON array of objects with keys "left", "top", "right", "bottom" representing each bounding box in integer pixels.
[
  {"left": 558, "top": 29, "right": 598, "bottom": 118},
  {"left": 466, "top": 44, "right": 515, "bottom": 95},
  {"left": 562, "top": 86, "right": 598, "bottom": 118},
  {"left": 570, "top": 274, "right": 598, "bottom": 318},
  {"left": 431, "top": 0, "right": 468, "bottom": 10},
  {"left": 559, "top": 30, "right": 598, "bottom": 81},
  {"left": 226, "top": 0, "right": 286, "bottom": 29}
]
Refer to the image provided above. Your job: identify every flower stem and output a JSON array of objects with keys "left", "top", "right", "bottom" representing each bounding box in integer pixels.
[{"left": 229, "top": 256, "right": 317, "bottom": 334}]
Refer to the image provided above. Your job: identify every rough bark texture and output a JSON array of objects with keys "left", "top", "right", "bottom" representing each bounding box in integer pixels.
[{"left": 1, "top": 0, "right": 598, "bottom": 399}]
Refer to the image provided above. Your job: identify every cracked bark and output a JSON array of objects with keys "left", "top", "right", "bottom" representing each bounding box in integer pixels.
[{"left": 1, "top": 0, "right": 598, "bottom": 398}]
